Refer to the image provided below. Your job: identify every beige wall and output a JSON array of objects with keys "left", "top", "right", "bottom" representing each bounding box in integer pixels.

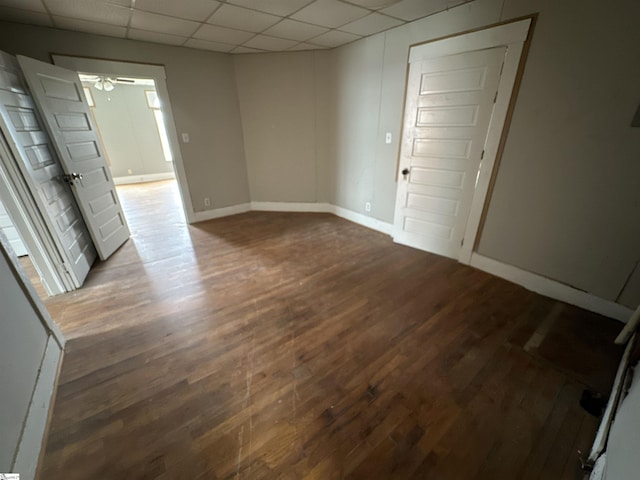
[
  {"left": 0, "top": 21, "right": 250, "bottom": 212},
  {"left": 86, "top": 83, "right": 173, "bottom": 179},
  {"left": 480, "top": 0, "right": 640, "bottom": 304}
]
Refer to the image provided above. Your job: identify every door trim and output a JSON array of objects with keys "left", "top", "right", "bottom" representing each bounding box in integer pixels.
[
  {"left": 50, "top": 55, "right": 195, "bottom": 224},
  {"left": 395, "top": 18, "right": 533, "bottom": 264},
  {"left": 0, "top": 132, "right": 71, "bottom": 295}
]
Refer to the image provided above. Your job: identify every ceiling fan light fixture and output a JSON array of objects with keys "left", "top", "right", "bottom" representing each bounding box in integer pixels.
[
  {"left": 94, "top": 78, "right": 104, "bottom": 90},
  {"left": 103, "top": 79, "right": 115, "bottom": 91}
]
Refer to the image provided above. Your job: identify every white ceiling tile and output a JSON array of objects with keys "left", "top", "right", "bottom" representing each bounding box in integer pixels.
[
  {"left": 128, "top": 28, "right": 187, "bottom": 46},
  {"left": 130, "top": 11, "right": 200, "bottom": 36},
  {"left": 184, "top": 38, "right": 235, "bottom": 52},
  {"left": 380, "top": 0, "right": 448, "bottom": 21},
  {"left": 287, "top": 42, "right": 324, "bottom": 51},
  {"left": 0, "top": 0, "right": 46, "bottom": 12},
  {"left": 231, "top": 46, "right": 266, "bottom": 54},
  {"left": 96, "top": 0, "right": 130, "bottom": 6},
  {"left": 339, "top": 12, "right": 403, "bottom": 35},
  {"left": 208, "top": 4, "right": 280, "bottom": 33},
  {"left": 291, "top": 0, "right": 369, "bottom": 28},
  {"left": 262, "top": 19, "right": 328, "bottom": 41},
  {"left": 227, "top": 0, "right": 314, "bottom": 17},
  {"left": 193, "top": 24, "right": 255, "bottom": 44},
  {"left": 309, "top": 29, "right": 360, "bottom": 47},
  {"left": 0, "top": 6, "right": 52, "bottom": 26},
  {"left": 341, "top": 0, "right": 403, "bottom": 8},
  {"left": 135, "top": 0, "right": 220, "bottom": 22},
  {"left": 54, "top": 16, "right": 126, "bottom": 37},
  {"left": 44, "top": 0, "right": 131, "bottom": 26},
  {"left": 243, "top": 34, "right": 298, "bottom": 51}
]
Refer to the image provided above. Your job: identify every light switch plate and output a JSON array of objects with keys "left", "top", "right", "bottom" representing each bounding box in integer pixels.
[
  {"left": 385, "top": 132, "right": 392, "bottom": 144},
  {"left": 182, "top": 133, "right": 190, "bottom": 143}
]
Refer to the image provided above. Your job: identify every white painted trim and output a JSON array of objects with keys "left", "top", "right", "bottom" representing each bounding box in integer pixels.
[
  {"left": 470, "top": 253, "right": 633, "bottom": 323},
  {"left": 331, "top": 205, "right": 393, "bottom": 235},
  {"left": 192, "top": 203, "right": 251, "bottom": 222},
  {"left": 113, "top": 172, "right": 175, "bottom": 185},
  {"left": 459, "top": 40, "right": 525, "bottom": 264},
  {"left": 250, "top": 201, "right": 332, "bottom": 213},
  {"left": 193, "top": 201, "right": 394, "bottom": 236},
  {"left": 13, "top": 336, "right": 62, "bottom": 480},
  {"left": 409, "top": 19, "right": 532, "bottom": 63},
  {"left": 51, "top": 55, "right": 195, "bottom": 224},
  {"left": 0, "top": 123, "right": 70, "bottom": 296}
]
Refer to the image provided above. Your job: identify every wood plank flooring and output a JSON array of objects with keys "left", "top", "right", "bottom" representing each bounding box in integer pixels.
[{"left": 38, "top": 180, "right": 623, "bottom": 479}]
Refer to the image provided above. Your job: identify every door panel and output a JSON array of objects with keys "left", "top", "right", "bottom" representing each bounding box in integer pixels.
[
  {"left": 0, "top": 52, "right": 95, "bottom": 286},
  {"left": 0, "top": 200, "right": 28, "bottom": 256},
  {"left": 394, "top": 47, "right": 506, "bottom": 259},
  {"left": 17, "top": 55, "right": 129, "bottom": 261}
]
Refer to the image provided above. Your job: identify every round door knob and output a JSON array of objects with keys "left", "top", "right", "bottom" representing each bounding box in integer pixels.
[{"left": 401, "top": 168, "right": 410, "bottom": 176}]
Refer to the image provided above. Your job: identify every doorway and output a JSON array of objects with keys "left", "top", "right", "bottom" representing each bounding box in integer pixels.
[
  {"left": 78, "top": 73, "right": 184, "bottom": 233},
  {"left": 52, "top": 55, "right": 194, "bottom": 224},
  {"left": 393, "top": 19, "right": 532, "bottom": 264}
]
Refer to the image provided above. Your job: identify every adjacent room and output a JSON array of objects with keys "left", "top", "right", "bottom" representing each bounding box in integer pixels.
[{"left": 1, "top": 0, "right": 639, "bottom": 479}]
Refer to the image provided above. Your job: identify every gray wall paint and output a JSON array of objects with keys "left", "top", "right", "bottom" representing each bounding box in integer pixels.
[
  {"left": 234, "top": 52, "right": 319, "bottom": 203},
  {"left": 478, "top": 0, "right": 640, "bottom": 302},
  {"left": 0, "top": 21, "right": 250, "bottom": 212},
  {"left": 86, "top": 83, "right": 173, "bottom": 179},
  {"left": 0, "top": 244, "right": 48, "bottom": 470}
]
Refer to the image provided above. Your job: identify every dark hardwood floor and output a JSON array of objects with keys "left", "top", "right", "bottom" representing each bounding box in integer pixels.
[{"left": 38, "top": 180, "right": 623, "bottom": 479}]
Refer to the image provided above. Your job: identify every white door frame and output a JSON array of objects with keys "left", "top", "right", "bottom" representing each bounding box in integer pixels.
[
  {"left": 51, "top": 55, "right": 195, "bottom": 223},
  {"left": 396, "top": 18, "right": 532, "bottom": 264}
]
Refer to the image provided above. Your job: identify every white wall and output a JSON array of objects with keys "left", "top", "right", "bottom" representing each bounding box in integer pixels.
[
  {"left": 0, "top": 22, "right": 250, "bottom": 212},
  {"left": 86, "top": 83, "right": 173, "bottom": 179}
]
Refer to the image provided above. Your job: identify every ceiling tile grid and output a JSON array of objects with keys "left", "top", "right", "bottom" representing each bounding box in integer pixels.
[{"left": 0, "top": 0, "right": 474, "bottom": 54}]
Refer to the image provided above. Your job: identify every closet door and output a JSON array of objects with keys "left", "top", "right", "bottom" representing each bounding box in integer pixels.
[
  {"left": 0, "top": 51, "right": 95, "bottom": 287},
  {"left": 18, "top": 55, "right": 129, "bottom": 261}
]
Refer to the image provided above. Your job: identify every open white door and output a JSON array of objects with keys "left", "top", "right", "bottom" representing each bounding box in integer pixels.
[
  {"left": 17, "top": 55, "right": 129, "bottom": 261},
  {"left": 0, "top": 51, "right": 96, "bottom": 288}
]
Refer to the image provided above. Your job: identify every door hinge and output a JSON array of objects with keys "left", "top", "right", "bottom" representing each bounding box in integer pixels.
[
  {"left": 461, "top": 238, "right": 464, "bottom": 246},
  {"left": 493, "top": 90, "right": 498, "bottom": 103},
  {"left": 480, "top": 150, "right": 485, "bottom": 160}
]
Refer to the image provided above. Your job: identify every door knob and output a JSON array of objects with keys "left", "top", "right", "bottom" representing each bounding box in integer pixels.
[
  {"left": 61, "top": 172, "right": 83, "bottom": 185},
  {"left": 401, "top": 168, "right": 410, "bottom": 177}
]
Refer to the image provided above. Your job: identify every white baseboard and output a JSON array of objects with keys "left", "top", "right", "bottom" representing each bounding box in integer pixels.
[
  {"left": 113, "top": 172, "right": 175, "bottom": 185},
  {"left": 470, "top": 253, "right": 633, "bottom": 323},
  {"left": 13, "top": 336, "right": 62, "bottom": 480},
  {"left": 331, "top": 205, "right": 393, "bottom": 235},
  {"left": 190, "top": 202, "right": 630, "bottom": 321},
  {"left": 250, "top": 201, "right": 332, "bottom": 213},
  {"left": 195, "top": 201, "right": 394, "bottom": 236},
  {"left": 192, "top": 203, "right": 251, "bottom": 222}
]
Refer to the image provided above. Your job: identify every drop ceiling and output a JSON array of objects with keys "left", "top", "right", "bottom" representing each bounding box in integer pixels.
[{"left": 0, "top": 0, "right": 472, "bottom": 54}]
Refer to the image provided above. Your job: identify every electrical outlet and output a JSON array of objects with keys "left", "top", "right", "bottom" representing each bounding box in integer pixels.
[
  {"left": 365, "top": 201, "right": 371, "bottom": 212},
  {"left": 182, "top": 133, "right": 190, "bottom": 143},
  {"left": 127, "top": 169, "right": 132, "bottom": 174},
  {"left": 204, "top": 197, "right": 210, "bottom": 207}
]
